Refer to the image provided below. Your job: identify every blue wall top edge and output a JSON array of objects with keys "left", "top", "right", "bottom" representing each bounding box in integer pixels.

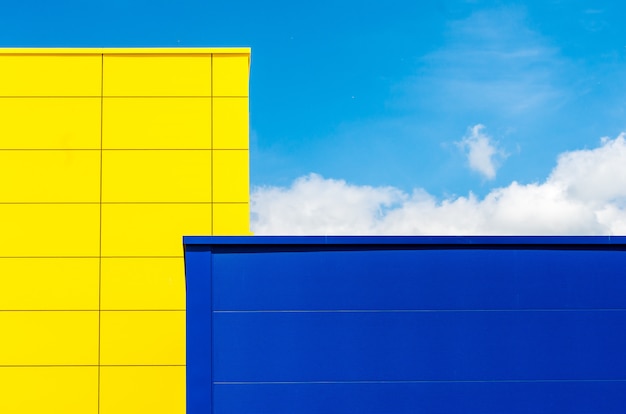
[{"left": 183, "top": 235, "right": 626, "bottom": 247}]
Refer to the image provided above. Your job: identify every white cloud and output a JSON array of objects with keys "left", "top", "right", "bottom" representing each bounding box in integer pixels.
[
  {"left": 457, "top": 124, "right": 506, "bottom": 179},
  {"left": 250, "top": 175, "right": 405, "bottom": 235},
  {"left": 251, "top": 133, "right": 626, "bottom": 235}
]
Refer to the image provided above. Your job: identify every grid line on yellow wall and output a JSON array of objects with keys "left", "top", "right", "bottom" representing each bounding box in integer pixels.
[
  {"left": 98, "top": 53, "right": 104, "bottom": 414},
  {"left": 0, "top": 148, "right": 249, "bottom": 151},
  {"left": 0, "top": 310, "right": 100, "bottom": 312},
  {"left": 0, "top": 256, "right": 185, "bottom": 259},
  {"left": 0, "top": 309, "right": 186, "bottom": 312},
  {"left": 211, "top": 53, "right": 214, "bottom": 235},
  {"left": 0, "top": 202, "right": 102, "bottom": 204},
  {"left": 0, "top": 95, "right": 246, "bottom": 98},
  {"left": 0, "top": 96, "right": 103, "bottom": 98},
  {"left": 0, "top": 364, "right": 186, "bottom": 367},
  {"left": 0, "top": 201, "right": 231, "bottom": 206},
  {"left": 0, "top": 149, "right": 102, "bottom": 151}
]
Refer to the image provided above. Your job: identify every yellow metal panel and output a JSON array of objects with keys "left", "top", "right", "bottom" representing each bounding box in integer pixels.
[
  {"left": 0, "top": 311, "right": 98, "bottom": 365},
  {"left": 0, "top": 258, "right": 98, "bottom": 310},
  {"left": 0, "top": 47, "right": 250, "bottom": 55},
  {"left": 212, "top": 53, "right": 250, "bottom": 96},
  {"left": 0, "top": 55, "right": 101, "bottom": 96},
  {"left": 213, "top": 97, "right": 249, "bottom": 149},
  {"left": 0, "top": 98, "right": 101, "bottom": 149},
  {"left": 0, "top": 367, "right": 98, "bottom": 414},
  {"left": 0, "top": 150, "right": 100, "bottom": 202},
  {"left": 0, "top": 204, "right": 100, "bottom": 257},
  {"left": 102, "top": 150, "right": 211, "bottom": 202},
  {"left": 0, "top": 47, "right": 254, "bottom": 414},
  {"left": 100, "top": 311, "right": 185, "bottom": 365},
  {"left": 101, "top": 258, "right": 185, "bottom": 310},
  {"left": 213, "top": 203, "right": 252, "bottom": 235},
  {"left": 213, "top": 150, "right": 249, "bottom": 202},
  {"left": 101, "top": 203, "right": 212, "bottom": 256},
  {"left": 103, "top": 55, "right": 211, "bottom": 96},
  {"left": 102, "top": 97, "right": 211, "bottom": 149},
  {"left": 100, "top": 366, "right": 185, "bottom": 414}
]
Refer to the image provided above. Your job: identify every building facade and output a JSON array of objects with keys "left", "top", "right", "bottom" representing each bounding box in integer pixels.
[
  {"left": 184, "top": 235, "right": 626, "bottom": 414},
  {"left": 0, "top": 48, "right": 250, "bottom": 413}
]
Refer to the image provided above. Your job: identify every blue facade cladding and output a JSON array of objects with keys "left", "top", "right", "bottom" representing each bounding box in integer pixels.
[{"left": 184, "top": 236, "right": 626, "bottom": 414}]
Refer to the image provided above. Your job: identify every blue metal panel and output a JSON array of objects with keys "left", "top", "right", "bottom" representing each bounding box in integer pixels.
[
  {"left": 185, "top": 236, "right": 626, "bottom": 414},
  {"left": 184, "top": 244, "right": 213, "bottom": 413},
  {"left": 213, "top": 310, "right": 626, "bottom": 382},
  {"left": 212, "top": 249, "right": 626, "bottom": 310},
  {"left": 212, "top": 382, "right": 626, "bottom": 414}
]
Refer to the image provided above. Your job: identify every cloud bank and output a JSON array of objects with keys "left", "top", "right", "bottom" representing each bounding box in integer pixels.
[{"left": 251, "top": 133, "right": 626, "bottom": 235}]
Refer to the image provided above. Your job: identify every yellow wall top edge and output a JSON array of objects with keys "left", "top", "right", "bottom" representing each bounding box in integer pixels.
[{"left": 0, "top": 47, "right": 250, "bottom": 55}]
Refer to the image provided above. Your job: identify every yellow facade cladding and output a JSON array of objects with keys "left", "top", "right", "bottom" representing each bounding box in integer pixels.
[{"left": 0, "top": 48, "right": 251, "bottom": 413}]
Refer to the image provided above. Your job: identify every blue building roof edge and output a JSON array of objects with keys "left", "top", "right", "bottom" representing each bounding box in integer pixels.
[{"left": 183, "top": 235, "right": 626, "bottom": 246}]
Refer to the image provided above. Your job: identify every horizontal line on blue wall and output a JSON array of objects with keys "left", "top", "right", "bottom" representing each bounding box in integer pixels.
[
  {"left": 215, "top": 379, "right": 626, "bottom": 385},
  {"left": 214, "top": 309, "right": 626, "bottom": 313}
]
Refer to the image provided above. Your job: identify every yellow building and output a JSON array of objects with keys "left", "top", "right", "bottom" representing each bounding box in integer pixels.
[{"left": 0, "top": 48, "right": 250, "bottom": 413}]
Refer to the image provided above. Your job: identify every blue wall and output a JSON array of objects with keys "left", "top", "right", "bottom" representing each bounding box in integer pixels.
[{"left": 184, "top": 236, "right": 626, "bottom": 414}]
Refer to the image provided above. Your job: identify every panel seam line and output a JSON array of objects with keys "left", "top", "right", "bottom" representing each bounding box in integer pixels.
[{"left": 98, "top": 53, "right": 103, "bottom": 414}]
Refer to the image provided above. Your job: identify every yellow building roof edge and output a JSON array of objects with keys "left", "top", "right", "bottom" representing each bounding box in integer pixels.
[{"left": 0, "top": 47, "right": 250, "bottom": 55}]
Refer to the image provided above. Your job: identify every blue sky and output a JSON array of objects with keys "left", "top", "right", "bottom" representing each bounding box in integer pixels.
[{"left": 3, "top": 0, "right": 626, "bottom": 234}]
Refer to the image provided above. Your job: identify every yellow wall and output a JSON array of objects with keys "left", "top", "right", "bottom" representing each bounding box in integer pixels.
[{"left": 0, "top": 48, "right": 250, "bottom": 413}]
